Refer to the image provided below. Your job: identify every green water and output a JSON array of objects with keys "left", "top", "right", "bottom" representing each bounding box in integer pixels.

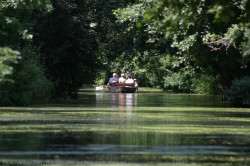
[{"left": 1, "top": 89, "right": 250, "bottom": 166}]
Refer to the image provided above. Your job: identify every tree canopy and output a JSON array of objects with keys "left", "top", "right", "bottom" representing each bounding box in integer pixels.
[
  {"left": 112, "top": 0, "right": 250, "bottom": 98},
  {"left": 0, "top": 0, "right": 249, "bottom": 106}
]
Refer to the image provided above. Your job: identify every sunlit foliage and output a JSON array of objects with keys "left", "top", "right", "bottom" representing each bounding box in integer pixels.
[{"left": 112, "top": 0, "right": 250, "bottom": 100}]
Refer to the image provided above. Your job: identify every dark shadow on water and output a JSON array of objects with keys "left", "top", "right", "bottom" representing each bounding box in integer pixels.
[
  {"left": 2, "top": 115, "right": 250, "bottom": 126},
  {"left": 1, "top": 131, "right": 250, "bottom": 163}
]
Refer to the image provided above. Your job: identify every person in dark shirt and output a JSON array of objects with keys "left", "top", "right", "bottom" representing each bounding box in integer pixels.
[{"left": 108, "top": 73, "right": 119, "bottom": 84}]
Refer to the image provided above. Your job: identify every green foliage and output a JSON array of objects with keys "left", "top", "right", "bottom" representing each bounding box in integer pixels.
[
  {"left": 225, "top": 76, "right": 250, "bottom": 106},
  {"left": 163, "top": 65, "right": 196, "bottom": 93},
  {"left": 0, "top": 47, "right": 20, "bottom": 82},
  {"left": 112, "top": 2, "right": 172, "bottom": 87},
  {"left": 111, "top": 0, "right": 250, "bottom": 102},
  {"left": 35, "top": 0, "right": 101, "bottom": 98},
  {"left": 114, "top": 3, "right": 148, "bottom": 23},
  {"left": 207, "top": 0, "right": 248, "bottom": 23},
  {"left": 0, "top": 0, "right": 53, "bottom": 106},
  {"left": 95, "top": 71, "right": 107, "bottom": 85},
  {"left": 193, "top": 74, "right": 223, "bottom": 94},
  {"left": 0, "top": 0, "right": 52, "bottom": 46},
  {"left": 241, "top": 24, "right": 250, "bottom": 58},
  {"left": 0, "top": 0, "right": 249, "bottom": 106},
  {"left": 0, "top": 46, "right": 53, "bottom": 106},
  {"left": 35, "top": 0, "right": 130, "bottom": 98}
]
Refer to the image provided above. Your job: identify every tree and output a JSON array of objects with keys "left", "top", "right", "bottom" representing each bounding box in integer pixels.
[
  {"left": 0, "top": 47, "right": 19, "bottom": 82},
  {"left": 35, "top": 0, "right": 101, "bottom": 98},
  {"left": 112, "top": 1, "right": 174, "bottom": 87},
  {"left": 0, "top": 0, "right": 53, "bottom": 105},
  {"left": 35, "top": 0, "right": 135, "bottom": 96},
  {"left": 112, "top": 0, "right": 250, "bottom": 95},
  {"left": 144, "top": 0, "right": 250, "bottom": 86}
]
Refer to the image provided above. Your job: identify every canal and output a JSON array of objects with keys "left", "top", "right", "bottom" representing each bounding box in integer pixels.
[{"left": 1, "top": 88, "right": 250, "bottom": 165}]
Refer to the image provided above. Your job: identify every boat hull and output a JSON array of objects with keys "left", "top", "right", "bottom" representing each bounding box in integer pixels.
[
  {"left": 121, "top": 87, "right": 137, "bottom": 93},
  {"left": 109, "top": 86, "right": 137, "bottom": 93},
  {"left": 108, "top": 83, "right": 137, "bottom": 93}
]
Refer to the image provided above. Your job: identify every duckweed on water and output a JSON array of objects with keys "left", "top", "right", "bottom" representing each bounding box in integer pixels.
[
  {"left": 1, "top": 91, "right": 250, "bottom": 165},
  {"left": 1, "top": 106, "right": 250, "bottom": 134}
]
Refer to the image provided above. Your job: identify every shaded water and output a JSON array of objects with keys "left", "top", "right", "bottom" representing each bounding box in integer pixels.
[{"left": 1, "top": 89, "right": 250, "bottom": 165}]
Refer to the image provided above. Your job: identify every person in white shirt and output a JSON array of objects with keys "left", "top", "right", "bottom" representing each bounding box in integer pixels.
[{"left": 125, "top": 75, "right": 134, "bottom": 83}]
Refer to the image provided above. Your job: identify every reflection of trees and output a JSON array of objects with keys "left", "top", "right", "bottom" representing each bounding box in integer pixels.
[
  {"left": 45, "top": 132, "right": 92, "bottom": 145},
  {"left": 0, "top": 133, "right": 43, "bottom": 151}
]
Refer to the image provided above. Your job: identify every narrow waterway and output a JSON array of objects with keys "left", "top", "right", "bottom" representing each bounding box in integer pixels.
[{"left": 1, "top": 89, "right": 250, "bottom": 165}]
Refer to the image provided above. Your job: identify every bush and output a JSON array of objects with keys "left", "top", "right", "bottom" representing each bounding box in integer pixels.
[
  {"left": 95, "top": 71, "right": 107, "bottom": 85},
  {"left": 193, "top": 74, "right": 223, "bottom": 94},
  {"left": 163, "top": 70, "right": 194, "bottom": 93},
  {"left": 0, "top": 46, "right": 53, "bottom": 106},
  {"left": 9, "top": 62, "right": 53, "bottom": 105},
  {"left": 0, "top": 47, "right": 20, "bottom": 82},
  {"left": 225, "top": 76, "right": 250, "bottom": 106}
]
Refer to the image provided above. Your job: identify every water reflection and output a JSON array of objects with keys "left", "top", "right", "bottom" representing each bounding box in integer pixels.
[
  {"left": 96, "top": 92, "right": 137, "bottom": 110},
  {"left": 1, "top": 90, "right": 250, "bottom": 165},
  {"left": 1, "top": 132, "right": 250, "bottom": 162},
  {"left": 118, "top": 93, "right": 136, "bottom": 109},
  {"left": 95, "top": 91, "right": 224, "bottom": 108},
  {"left": 95, "top": 92, "right": 138, "bottom": 124}
]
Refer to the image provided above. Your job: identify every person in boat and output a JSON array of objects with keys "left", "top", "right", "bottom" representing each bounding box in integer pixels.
[
  {"left": 107, "top": 73, "right": 119, "bottom": 85},
  {"left": 125, "top": 74, "right": 134, "bottom": 83},
  {"left": 119, "top": 73, "right": 126, "bottom": 83},
  {"left": 125, "top": 75, "right": 138, "bottom": 91},
  {"left": 134, "top": 78, "right": 138, "bottom": 88}
]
